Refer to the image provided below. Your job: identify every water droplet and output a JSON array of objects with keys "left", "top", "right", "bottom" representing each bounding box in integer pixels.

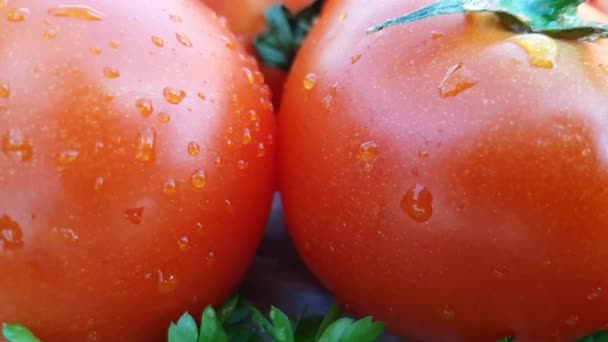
[
  {"left": 169, "top": 14, "right": 182, "bottom": 23},
  {"left": 0, "top": 215, "right": 23, "bottom": 250},
  {"left": 508, "top": 34, "right": 557, "bottom": 69},
  {"left": 257, "top": 142, "right": 266, "bottom": 157},
  {"left": 177, "top": 236, "right": 190, "bottom": 251},
  {"left": 176, "top": 32, "right": 192, "bottom": 47},
  {"left": 351, "top": 54, "right": 362, "bottom": 64},
  {"left": 197, "top": 92, "right": 206, "bottom": 101},
  {"left": 124, "top": 207, "right": 144, "bottom": 224},
  {"left": 135, "top": 127, "right": 156, "bottom": 162},
  {"left": 440, "top": 306, "right": 456, "bottom": 321},
  {"left": 418, "top": 151, "right": 430, "bottom": 158},
  {"left": 151, "top": 35, "right": 164, "bottom": 47},
  {"left": 0, "top": 1, "right": 6, "bottom": 9},
  {"left": 214, "top": 155, "right": 222, "bottom": 168},
  {"left": 254, "top": 70, "right": 265, "bottom": 84},
  {"left": 103, "top": 66, "right": 120, "bottom": 79},
  {"left": 2, "top": 129, "right": 33, "bottom": 161},
  {"left": 7, "top": 8, "right": 28, "bottom": 22},
  {"left": 52, "top": 227, "right": 79, "bottom": 242},
  {"left": 339, "top": 12, "right": 348, "bottom": 20},
  {"left": 431, "top": 31, "right": 444, "bottom": 40},
  {"left": 242, "top": 68, "right": 255, "bottom": 86},
  {"left": 89, "top": 47, "right": 102, "bottom": 55},
  {"left": 109, "top": 40, "right": 120, "bottom": 49},
  {"left": 191, "top": 169, "right": 207, "bottom": 189},
  {"left": 303, "top": 73, "right": 317, "bottom": 90},
  {"left": 237, "top": 160, "right": 248, "bottom": 170},
  {"left": 187, "top": 142, "right": 200, "bottom": 156},
  {"left": 157, "top": 270, "right": 178, "bottom": 294},
  {"left": 565, "top": 315, "right": 579, "bottom": 326},
  {"left": 587, "top": 287, "right": 603, "bottom": 301},
  {"left": 94, "top": 177, "right": 104, "bottom": 191},
  {"left": 357, "top": 140, "right": 379, "bottom": 163},
  {"left": 163, "top": 87, "right": 186, "bottom": 105},
  {"left": 439, "top": 63, "right": 478, "bottom": 98},
  {"left": 242, "top": 128, "right": 252, "bottom": 145},
  {"left": 57, "top": 149, "right": 79, "bottom": 165},
  {"left": 157, "top": 112, "right": 170, "bottom": 124},
  {"left": 136, "top": 98, "right": 154, "bottom": 118},
  {"left": 163, "top": 179, "right": 177, "bottom": 195},
  {"left": 0, "top": 82, "right": 10, "bottom": 98},
  {"left": 219, "top": 35, "right": 235, "bottom": 50},
  {"left": 267, "top": 133, "right": 274, "bottom": 145},
  {"left": 48, "top": 5, "right": 104, "bottom": 21},
  {"left": 401, "top": 185, "right": 433, "bottom": 223},
  {"left": 43, "top": 27, "right": 58, "bottom": 39},
  {"left": 322, "top": 83, "right": 338, "bottom": 112}
]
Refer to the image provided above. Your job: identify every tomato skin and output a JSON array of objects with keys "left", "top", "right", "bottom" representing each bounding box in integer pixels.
[
  {"left": 279, "top": 1, "right": 608, "bottom": 341},
  {"left": 0, "top": 1, "right": 275, "bottom": 341},
  {"left": 204, "top": 0, "right": 287, "bottom": 107}
]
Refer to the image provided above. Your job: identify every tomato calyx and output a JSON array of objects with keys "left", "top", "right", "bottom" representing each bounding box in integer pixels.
[
  {"left": 366, "top": 0, "right": 608, "bottom": 40},
  {"left": 254, "top": 0, "right": 325, "bottom": 70}
]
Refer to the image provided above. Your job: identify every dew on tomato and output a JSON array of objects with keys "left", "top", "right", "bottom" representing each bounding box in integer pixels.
[
  {"left": 190, "top": 169, "right": 207, "bottom": 189},
  {"left": 177, "top": 236, "right": 190, "bottom": 252},
  {"left": 57, "top": 150, "right": 79, "bottom": 165},
  {"left": 0, "top": 215, "right": 23, "bottom": 250},
  {"left": 7, "top": 8, "right": 28, "bottom": 22},
  {"left": 135, "top": 97, "right": 154, "bottom": 117},
  {"left": 123, "top": 207, "right": 145, "bottom": 224},
  {"left": 357, "top": 141, "right": 379, "bottom": 164},
  {"left": 102, "top": 66, "right": 120, "bottom": 79},
  {"left": 0, "top": 82, "right": 10, "bottom": 98},
  {"left": 150, "top": 35, "right": 164, "bottom": 48},
  {"left": 508, "top": 34, "right": 558, "bottom": 69},
  {"left": 47, "top": 5, "right": 104, "bottom": 21},
  {"left": 163, "top": 86, "right": 186, "bottom": 104},
  {"left": 187, "top": 141, "right": 201, "bottom": 156},
  {"left": 302, "top": 73, "right": 317, "bottom": 90},
  {"left": 242, "top": 128, "right": 252, "bottom": 145},
  {"left": 135, "top": 128, "right": 156, "bottom": 162},
  {"left": 175, "top": 32, "right": 192, "bottom": 47},
  {"left": 438, "top": 63, "right": 478, "bottom": 98},
  {"left": 163, "top": 179, "right": 177, "bottom": 196},
  {"left": 401, "top": 185, "right": 434, "bottom": 223},
  {"left": 2, "top": 129, "right": 33, "bottom": 162}
]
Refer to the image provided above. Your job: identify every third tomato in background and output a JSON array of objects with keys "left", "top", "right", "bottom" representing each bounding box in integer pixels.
[
  {"left": 203, "top": 0, "right": 317, "bottom": 108},
  {"left": 279, "top": 0, "right": 608, "bottom": 341}
]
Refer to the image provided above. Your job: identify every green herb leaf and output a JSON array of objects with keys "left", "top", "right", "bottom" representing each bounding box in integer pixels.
[
  {"left": 293, "top": 317, "right": 324, "bottom": 342},
  {"left": 218, "top": 294, "right": 241, "bottom": 324},
  {"left": 250, "top": 306, "right": 275, "bottom": 336},
  {"left": 366, "top": 0, "right": 608, "bottom": 40},
  {"left": 315, "top": 304, "right": 342, "bottom": 340},
  {"left": 199, "top": 306, "right": 228, "bottom": 342},
  {"left": 497, "top": 337, "right": 516, "bottom": 342},
  {"left": 168, "top": 312, "right": 199, "bottom": 342},
  {"left": 317, "top": 317, "right": 384, "bottom": 342},
  {"left": 577, "top": 331, "right": 608, "bottom": 342},
  {"left": 2, "top": 324, "right": 40, "bottom": 342},
  {"left": 269, "top": 306, "right": 295, "bottom": 342},
  {"left": 255, "top": 0, "right": 325, "bottom": 70}
]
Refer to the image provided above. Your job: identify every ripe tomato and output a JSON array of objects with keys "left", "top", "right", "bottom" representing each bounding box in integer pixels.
[
  {"left": 203, "top": 0, "right": 317, "bottom": 107},
  {"left": 0, "top": 0, "right": 275, "bottom": 340},
  {"left": 279, "top": 0, "right": 608, "bottom": 341}
]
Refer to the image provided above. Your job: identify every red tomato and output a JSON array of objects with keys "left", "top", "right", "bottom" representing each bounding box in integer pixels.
[
  {"left": 204, "top": 0, "right": 286, "bottom": 107},
  {"left": 0, "top": 0, "right": 275, "bottom": 341},
  {"left": 279, "top": 0, "right": 608, "bottom": 341},
  {"left": 203, "top": 0, "right": 317, "bottom": 107}
]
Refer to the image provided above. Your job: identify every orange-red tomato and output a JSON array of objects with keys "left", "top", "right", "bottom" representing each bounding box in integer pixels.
[
  {"left": 203, "top": 0, "right": 317, "bottom": 107},
  {"left": 279, "top": 0, "right": 608, "bottom": 341},
  {"left": 0, "top": 0, "right": 275, "bottom": 340}
]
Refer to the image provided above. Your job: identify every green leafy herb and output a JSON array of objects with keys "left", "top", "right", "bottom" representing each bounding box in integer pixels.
[
  {"left": 254, "top": 0, "right": 325, "bottom": 70},
  {"left": 2, "top": 324, "right": 40, "bottom": 342},
  {"left": 366, "top": 0, "right": 608, "bottom": 41}
]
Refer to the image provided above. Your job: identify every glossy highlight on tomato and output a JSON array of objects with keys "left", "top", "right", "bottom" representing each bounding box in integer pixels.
[
  {"left": 279, "top": 0, "right": 608, "bottom": 341},
  {"left": 0, "top": 0, "right": 275, "bottom": 340}
]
